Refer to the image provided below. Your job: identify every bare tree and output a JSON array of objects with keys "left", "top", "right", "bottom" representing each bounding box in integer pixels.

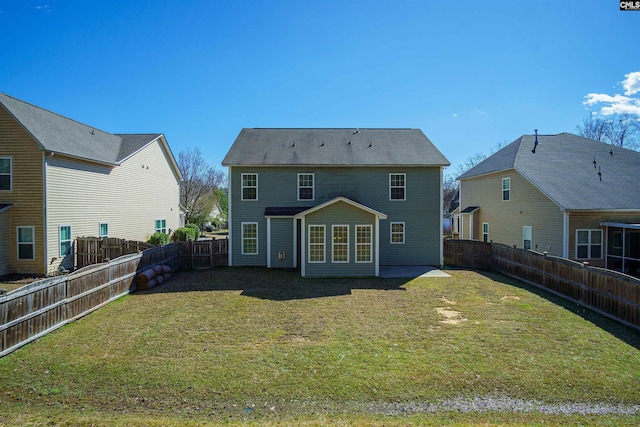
[
  {"left": 577, "top": 113, "right": 639, "bottom": 149},
  {"left": 178, "top": 147, "right": 225, "bottom": 226}
]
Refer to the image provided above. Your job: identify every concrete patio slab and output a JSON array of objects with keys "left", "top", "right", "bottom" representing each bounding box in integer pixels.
[{"left": 379, "top": 266, "right": 451, "bottom": 279}]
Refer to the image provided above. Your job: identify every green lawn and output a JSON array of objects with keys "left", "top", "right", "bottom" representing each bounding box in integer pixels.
[{"left": 0, "top": 267, "right": 639, "bottom": 426}]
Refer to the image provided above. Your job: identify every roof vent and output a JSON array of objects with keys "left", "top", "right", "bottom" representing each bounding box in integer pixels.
[{"left": 531, "top": 129, "right": 538, "bottom": 153}]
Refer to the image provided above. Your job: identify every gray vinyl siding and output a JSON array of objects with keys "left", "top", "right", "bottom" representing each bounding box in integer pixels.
[
  {"left": 461, "top": 171, "right": 564, "bottom": 256},
  {"left": 304, "top": 201, "right": 376, "bottom": 277},
  {"left": 269, "top": 218, "right": 294, "bottom": 268},
  {"left": 230, "top": 166, "right": 443, "bottom": 269},
  {"left": 0, "top": 210, "right": 10, "bottom": 276}
]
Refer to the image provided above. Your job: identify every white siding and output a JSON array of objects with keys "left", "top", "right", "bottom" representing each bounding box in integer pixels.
[{"left": 45, "top": 139, "right": 180, "bottom": 273}]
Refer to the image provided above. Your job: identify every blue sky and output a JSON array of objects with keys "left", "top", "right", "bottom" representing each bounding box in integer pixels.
[{"left": 1, "top": 0, "right": 639, "bottom": 178}]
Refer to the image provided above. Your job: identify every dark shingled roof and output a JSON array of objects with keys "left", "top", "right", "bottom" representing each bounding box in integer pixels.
[
  {"left": 460, "top": 206, "right": 479, "bottom": 214},
  {"left": 458, "top": 132, "right": 640, "bottom": 210},
  {"left": 222, "top": 128, "right": 450, "bottom": 167},
  {"left": 0, "top": 93, "right": 161, "bottom": 165}
]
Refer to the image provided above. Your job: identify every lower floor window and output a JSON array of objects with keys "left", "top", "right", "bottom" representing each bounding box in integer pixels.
[
  {"left": 17, "top": 226, "right": 35, "bottom": 260},
  {"left": 577, "top": 229, "right": 602, "bottom": 259},
  {"left": 59, "top": 225, "right": 72, "bottom": 256},
  {"left": 523, "top": 226, "right": 532, "bottom": 250},
  {"left": 356, "top": 225, "right": 372, "bottom": 263},
  {"left": 242, "top": 223, "right": 258, "bottom": 254},
  {"left": 482, "top": 223, "right": 489, "bottom": 243},
  {"left": 155, "top": 219, "right": 167, "bottom": 234},
  {"left": 391, "top": 222, "right": 405, "bottom": 244},
  {"left": 309, "top": 225, "right": 325, "bottom": 263},
  {"left": 332, "top": 225, "right": 349, "bottom": 263},
  {"left": 99, "top": 223, "right": 109, "bottom": 238}
]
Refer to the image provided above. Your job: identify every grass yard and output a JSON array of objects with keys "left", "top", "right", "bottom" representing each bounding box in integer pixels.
[{"left": 0, "top": 267, "right": 639, "bottom": 426}]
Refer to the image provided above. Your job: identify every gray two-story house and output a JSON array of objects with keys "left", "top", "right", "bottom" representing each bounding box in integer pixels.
[{"left": 222, "top": 128, "right": 450, "bottom": 277}]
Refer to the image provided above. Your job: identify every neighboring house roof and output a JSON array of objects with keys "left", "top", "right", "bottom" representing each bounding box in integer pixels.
[
  {"left": 460, "top": 206, "right": 479, "bottom": 214},
  {"left": 0, "top": 93, "right": 179, "bottom": 175},
  {"left": 458, "top": 132, "right": 640, "bottom": 211},
  {"left": 222, "top": 128, "right": 450, "bottom": 167}
]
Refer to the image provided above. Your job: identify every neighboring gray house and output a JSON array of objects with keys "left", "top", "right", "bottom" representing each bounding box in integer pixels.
[
  {"left": 222, "top": 128, "right": 450, "bottom": 277},
  {"left": 456, "top": 132, "right": 640, "bottom": 276}
]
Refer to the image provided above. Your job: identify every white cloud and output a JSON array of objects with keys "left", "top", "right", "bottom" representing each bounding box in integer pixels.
[
  {"left": 583, "top": 72, "right": 640, "bottom": 118},
  {"left": 623, "top": 72, "right": 640, "bottom": 96},
  {"left": 474, "top": 109, "right": 487, "bottom": 115},
  {"left": 452, "top": 113, "right": 458, "bottom": 118}
]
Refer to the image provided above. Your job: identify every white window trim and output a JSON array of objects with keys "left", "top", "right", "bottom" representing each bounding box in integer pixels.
[
  {"left": 308, "top": 224, "right": 326, "bottom": 263},
  {"left": 482, "top": 223, "right": 489, "bottom": 243},
  {"left": 155, "top": 219, "right": 167, "bottom": 234},
  {"left": 502, "top": 177, "right": 510, "bottom": 202},
  {"left": 332, "top": 224, "right": 349, "bottom": 263},
  {"left": 523, "top": 225, "right": 532, "bottom": 250},
  {"left": 390, "top": 222, "right": 405, "bottom": 244},
  {"left": 241, "top": 222, "right": 259, "bottom": 255},
  {"left": 59, "top": 224, "right": 72, "bottom": 257},
  {"left": 297, "top": 173, "right": 314, "bottom": 201},
  {"left": 99, "top": 222, "right": 109, "bottom": 238},
  {"left": 241, "top": 173, "right": 258, "bottom": 201},
  {"left": 389, "top": 173, "right": 406, "bottom": 201},
  {"left": 0, "top": 156, "right": 12, "bottom": 191},
  {"left": 17, "top": 226, "right": 35, "bottom": 260},
  {"left": 576, "top": 229, "right": 603, "bottom": 260},
  {"left": 355, "top": 224, "right": 373, "bottom": 263}
]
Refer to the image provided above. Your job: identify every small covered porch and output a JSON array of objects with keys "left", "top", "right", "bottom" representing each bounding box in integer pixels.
[{"left": 601, "top": 222, "right": 640, "bottom": 278}]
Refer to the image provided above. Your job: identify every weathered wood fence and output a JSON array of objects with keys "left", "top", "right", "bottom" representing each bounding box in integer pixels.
[
  {"left": 444, "top": 239, "right": 640, "bottom": 330},
  {"left": 179, "top": 239, "right": 228, "bottom": 269},
  {"left": 0, "top": 244, "right": 180, "bottom": 358},
  {"left": 75, "top": 237, "right": 154, "bottom": 269}
]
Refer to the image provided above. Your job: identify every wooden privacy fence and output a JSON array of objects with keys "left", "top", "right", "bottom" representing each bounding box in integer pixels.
[
  {"left": 0, "top": 243, "right": 180, "bottom": 358},
  {"left": 180, "top": 238, "right": 228, "bottom": 269},
  {"left": 75, "top": 237, "right": 154, "bottom": 269},
  {"left": 444, "top": 239, "right": 640, "bottom": 330}
]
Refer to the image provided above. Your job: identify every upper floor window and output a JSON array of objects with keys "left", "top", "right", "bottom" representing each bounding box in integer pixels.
[
  {"left": 17, "top": 226, "right": 35, "bottom": 260},
  {"left": 389, "top": 173, "right": 406, "bottom": 200},
  {"left": 298, "top": 173, "right": 314, "bottom": 201},
  {"left": 59, "top": 225, "right": 72, "bottom": 256},
  {"left": 0, "top": 157, "right": 11, "bottom": 191},
  {"left": 155, "top": 219, "right": 167, "bottom": 234},
  {"left": 332, "top": 225, "right": 349, "bottom": 263},
  {"left": 576, "top": 229, "right": 602, "bottom": 259},
  {"left": 502, "top": 178, "right": 510, "bottom": 201},
  {"left": 99, "top": 223, "right": 109, "bottom": 238},
  {"left": 242, "top": 173, "right": 258, "bottom": 200}
]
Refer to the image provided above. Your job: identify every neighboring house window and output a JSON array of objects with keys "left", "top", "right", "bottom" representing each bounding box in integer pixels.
[
  {"left": 298, "top": 173, "right": 314, "bottom": 201},
  {"left": 242, "top": 173, "right": 258, "bottom": 201},
  {"left": 308, "top": 225, "right": 325, "bottom": 263},
  {"left": 502, "top": 178, "right": 510, "bottom": 201},
  {"left": 17, "top": 226, "right": 35, "bottom": 260},
  {"left": 356, "top": 225, "right": 372, "bottom": 263},
  {"left": 99, "top": 223, "right": 109, "bottom": 238},
  {"left": 523, "top": 226, "right": 532, "bottom": 250},
  {"left": 389, "top": 173, "right": 406, "bottom": 200},
  {"left": 332, "top": 225, "right": 349, "bottom": 263},
  {"left": 0, "top": 157, "right": 11, "bottom": 191},
  {"left": 59, "top": 225, "right": 72, "bottom": 257},
  {"left": 482, "top": 223, "right": 489, "bottom": 243},
  {"left": 391, "top": 222, "right": 405, "bottom": 244},
  {"left": 576, "top": 229, "right": 603, "bottom": 259},
  {"left": 242, "top": 222, "right": 258, "bottom": 255},
  {"left": 155, "top": 219, "right": 167, "bottom": 234}
]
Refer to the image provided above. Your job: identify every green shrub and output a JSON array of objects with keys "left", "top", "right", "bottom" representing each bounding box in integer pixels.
[
  {"left": 147, "top": 232, "right": 170, "bottom": 246},
  {"left": 172, "top": 227, "right": 198, "bottom": 242},
  {"left": 185, "top": 223, "right": 200, "bottom": 239}
]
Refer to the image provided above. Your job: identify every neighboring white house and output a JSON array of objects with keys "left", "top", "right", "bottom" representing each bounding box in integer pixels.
[{"left": 0, "top": 93, "right": 183, "bottom": 276}]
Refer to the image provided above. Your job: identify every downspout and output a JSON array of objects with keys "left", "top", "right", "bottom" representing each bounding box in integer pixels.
[
  {"left": 227, "top": 166, "right": 232, "bottom": 266},
  {"left": 43, "top": 152, "right": 48, "bottom": 275},
  {"left": 562, "top": 210, "right": 569, "bottom": 258},
  {"left": 300, "top": 216, "right": 306, "bottom": 277},
  {"left": 266, "top": 217, "right": 271, "bottom": 268}
]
